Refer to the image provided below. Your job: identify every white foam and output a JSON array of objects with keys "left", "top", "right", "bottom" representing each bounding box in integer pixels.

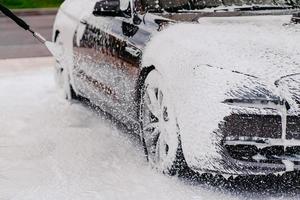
[
  {"left": 143, "top": 15, "right": 300, "bottom": 173},
  {"left": 45, "top": 41, "right": 64, "bottom": 63}
]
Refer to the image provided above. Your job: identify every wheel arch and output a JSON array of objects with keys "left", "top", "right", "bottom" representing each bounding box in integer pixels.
[{"left": 136, "top": 65, "right": 156, "bottom": 121}]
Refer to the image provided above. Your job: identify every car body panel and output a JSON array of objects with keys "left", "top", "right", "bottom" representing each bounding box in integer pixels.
[{"left": 72, "top": 14, "right": 158, "bottom": 122}]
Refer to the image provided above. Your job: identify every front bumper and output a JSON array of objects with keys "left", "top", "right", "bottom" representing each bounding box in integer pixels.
[{"left": 214, "top": 113, "right": 300, "bottom": 176}]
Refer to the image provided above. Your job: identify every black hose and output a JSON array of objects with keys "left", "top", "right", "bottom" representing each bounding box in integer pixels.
[{"left": 0, "top": 4, "right": 30, "bottom": 30}]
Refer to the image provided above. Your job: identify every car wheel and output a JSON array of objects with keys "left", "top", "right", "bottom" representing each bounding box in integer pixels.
[
  {"left": 62, "top": 70, "right": 78, "bottom": 101},
  {"left": 54, "top": 50, "right": 64, "bottom": 89},
  {"left": 54, "top": 34, "right": 78, "bottom": 101},
  {"left": 140, "top": 69, "right": 186, "bottom": 175}
]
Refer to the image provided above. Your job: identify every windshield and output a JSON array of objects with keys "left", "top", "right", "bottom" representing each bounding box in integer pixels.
[{"left": 141, "top": 0, "right": 299, "bottom": 12}]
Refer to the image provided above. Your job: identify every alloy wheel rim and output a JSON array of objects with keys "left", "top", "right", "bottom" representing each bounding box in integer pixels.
[{"left": 142, "top": 71, "right": 178, "bottom": 171}]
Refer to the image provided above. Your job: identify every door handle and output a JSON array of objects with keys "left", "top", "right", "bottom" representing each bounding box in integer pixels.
[{"left": 125, "top": 46, "right": 141, "bottom": 57}]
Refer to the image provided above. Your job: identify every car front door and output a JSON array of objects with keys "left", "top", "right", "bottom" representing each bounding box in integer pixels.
[{"left": 73, "top": 0, "right": 145, "bottom": 126}]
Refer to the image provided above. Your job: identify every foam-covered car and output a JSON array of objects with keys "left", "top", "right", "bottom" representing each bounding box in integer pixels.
[{"left": 53, "top": 0, "right": 300, "bottom": 177}]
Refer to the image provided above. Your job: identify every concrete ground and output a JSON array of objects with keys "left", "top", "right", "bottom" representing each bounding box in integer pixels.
[
  {"left": 0, "top": 57, "right": 237, "bottom": 200},
  {"left": 0, "top": 15, "right": 55, "bottom": 59}
]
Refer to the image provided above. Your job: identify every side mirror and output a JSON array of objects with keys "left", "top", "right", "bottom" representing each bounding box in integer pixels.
[{"left": 93, "top": 0, "right": 123, "bottom": 17}]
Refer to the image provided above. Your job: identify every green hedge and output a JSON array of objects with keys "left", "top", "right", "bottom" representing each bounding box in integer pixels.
[{"left": 0, "top": 0, "right": 64, "bottom": 9}]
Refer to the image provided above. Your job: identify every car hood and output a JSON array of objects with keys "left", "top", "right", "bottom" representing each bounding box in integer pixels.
[{"left": 142, "top": 15, "right": 300, "bottom": 174}]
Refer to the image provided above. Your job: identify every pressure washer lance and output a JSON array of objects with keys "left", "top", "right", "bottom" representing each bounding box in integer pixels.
[
  {"left": 0, "top": 4, "right": 63, "bottom": 62},
  {"left": 0, "top": 4, "right": 47, "bottom": 44}
]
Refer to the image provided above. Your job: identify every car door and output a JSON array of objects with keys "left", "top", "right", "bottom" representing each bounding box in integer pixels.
[{"left": 72, "top": 1, "right": 147, "bottom": 126}]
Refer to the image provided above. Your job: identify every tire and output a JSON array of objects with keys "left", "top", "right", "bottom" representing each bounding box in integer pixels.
[
  {"left": 139, "top": 69, "right": 186, "bottom": 175},
  {"left": 54, "top": 34, "right": 78, "bottom": 101},
  {"left": 63, "top": 72, "right": 78, "bottom": 101}
]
